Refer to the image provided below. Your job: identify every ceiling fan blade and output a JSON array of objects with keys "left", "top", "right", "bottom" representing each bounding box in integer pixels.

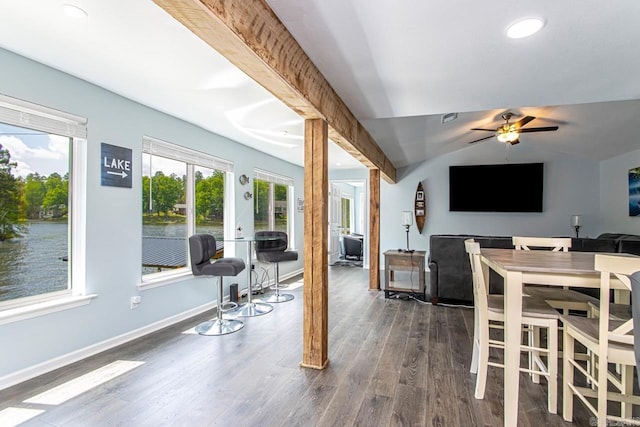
[
  {"left": 518, "top": 126, "right": 559, "bottom": 133},
  {"left": 470, "top": 128, "right": 497, "bottom": 132},
  {"left": 467, "top": 134, "right": 495, "bottom": 144},
  {"left": 514, "top": 115, "right": 536, "bottom": 129}
]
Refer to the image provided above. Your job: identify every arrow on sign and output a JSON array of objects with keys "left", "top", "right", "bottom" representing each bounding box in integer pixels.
[{"left": 107, "top": 171, "right": 128, "bottom": 178}]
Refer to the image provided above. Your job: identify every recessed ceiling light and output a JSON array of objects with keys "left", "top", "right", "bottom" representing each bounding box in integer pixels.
[
  {"left": 506, "top": 17, "right": 545, "bottom": 39},
  {"left": 62, "top": 4, "right": 88, "bottom": 19}
]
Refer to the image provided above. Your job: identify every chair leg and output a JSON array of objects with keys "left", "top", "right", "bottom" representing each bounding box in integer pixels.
[
  {"left": 195, "top": 276, "right": 244, "bottom": 336},
  {"left": 621, "top": 365, "right": 634, "bottom": 418},
  {"left": 266, "top": 262, "right": 294, "bottom": 303},
  {"left": 474, "top": 321, "right": 489, "bottom": 399},
  {"left": 547, "top": 321, "right": 558, "bottom": 414},
  {"left": 470, "top": 307, "right": 479, "bottom": 374},
  {"left": 530, "top": 326, "right": 542, "bottom": 384},
  {"left": 562, "top": 327, "right": 574, "bottom": 422}
]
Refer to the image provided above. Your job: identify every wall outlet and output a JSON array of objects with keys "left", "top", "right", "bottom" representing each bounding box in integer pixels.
[{"left": 130, "top": 295, "right": 141, "bottom": 309}]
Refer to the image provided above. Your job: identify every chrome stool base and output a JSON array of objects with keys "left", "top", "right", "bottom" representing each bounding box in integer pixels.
[
  {"left": 266, "top": 293, "right": 294, "bottom": 303},
  {"left": 195, "top": 318, "right": 244, "bottom": 336},
  {"left": 232, "top": 301, "right": 274, "bottom": 317}
]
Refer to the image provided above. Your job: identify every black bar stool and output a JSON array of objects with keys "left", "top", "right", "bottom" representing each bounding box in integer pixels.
[
  {"left": 255, "top": 231, "right": 297, "bottom": 303},
  {"left": 189, "top": 234, "right": 246, "bottom": 336}
]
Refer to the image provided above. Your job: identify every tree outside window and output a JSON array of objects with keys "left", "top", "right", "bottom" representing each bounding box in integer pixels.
[
  {"left": 142, "top": 142, "right": 226, "bottom": 277},
  {"left": 254, "top": 178, "right": 288, "bottom": 234}
]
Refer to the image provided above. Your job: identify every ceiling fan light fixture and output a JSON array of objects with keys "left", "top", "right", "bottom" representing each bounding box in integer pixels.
[
  {"left": 497, "top": 130, "right": 519, "bottom": 143},
  {"left": 506, "top": 17, "right": 545, "bottom": 39}
]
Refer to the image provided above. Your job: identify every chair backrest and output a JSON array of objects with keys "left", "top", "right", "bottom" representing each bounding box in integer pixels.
[
  {"left": 465, "top": 238, "right": 489, "bottom": 315},
  {"left": 594, "top": 254, "right": 640, "bottom": 346},
  {"left": 513, "top": 236, "right": 571, "bottom": 252},
  {"left": 343, "top": 234, "right": 363, "bottom": 256},
  {"left": 255, "top": 230, "right": 288, "bottom": 253},
  {"left": 188, "top": 234, "right": 217, "bottom": 275}
]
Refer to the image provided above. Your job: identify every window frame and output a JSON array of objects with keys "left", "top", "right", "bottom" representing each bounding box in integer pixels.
[
  {"left": 253, "top": 168, "right": 294, "bottom": 247},
  {"left": 0, "top": 94, "right": 91, "bottom": 320},
  {"left": 140, "top": 136, "right": 233, "bottom": 287}
]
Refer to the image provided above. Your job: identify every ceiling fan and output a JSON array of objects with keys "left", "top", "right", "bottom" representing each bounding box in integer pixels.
[{"left": 467, "top": 112, "right": 559, "bottom": 145}]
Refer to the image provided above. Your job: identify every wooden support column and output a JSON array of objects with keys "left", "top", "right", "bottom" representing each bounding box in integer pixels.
[
  {"left": 301, "top": 118, "right": 329, "bottom": 369},
  {"left": 369, "top": 168, "right": 380, "bottom": 291}
]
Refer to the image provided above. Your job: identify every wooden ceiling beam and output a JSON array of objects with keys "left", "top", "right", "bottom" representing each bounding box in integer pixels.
[{"left": 152, "top": 0, "right": 397, "bottom": 183}]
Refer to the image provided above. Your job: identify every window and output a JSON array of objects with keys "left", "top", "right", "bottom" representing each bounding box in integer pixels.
[
  {"left": 0, "top": 94, "right": 86, "bottom": 307},
  {"left": 253, "top": 169, "right": 293, "bottom": 235},
  {"left": 340, "top": 196, "right": 352, "bottom": 234},
  {"left": 142, "top": 137, "right": 232, "bottom": 278}
]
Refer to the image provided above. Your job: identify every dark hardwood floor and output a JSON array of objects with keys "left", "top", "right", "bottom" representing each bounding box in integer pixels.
[{"left": 1, "top": 266, "right": 596, "bottom": 426}]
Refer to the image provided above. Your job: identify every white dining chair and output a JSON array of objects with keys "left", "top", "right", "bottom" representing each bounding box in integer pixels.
[
  {"left": 513, "top": 236, "right": 600, "bottom": 313},
  {"left": 465, "top": 239, "right": 559, "bottom": 414},
  {"left": 562, "top": 254, "right": 640, "bottom": 426},
  {"left": 513, "top": 236, "right": 601, "bottom": 384}
]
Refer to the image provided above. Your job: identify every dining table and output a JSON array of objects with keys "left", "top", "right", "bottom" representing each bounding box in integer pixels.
[{"left": 479, "top": 248, "right": 627, "bottom": 427}]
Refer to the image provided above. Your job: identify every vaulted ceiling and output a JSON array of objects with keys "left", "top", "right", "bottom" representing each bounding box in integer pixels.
[{"left": 1, "top": 0, "right": 639, "bottom": 175}]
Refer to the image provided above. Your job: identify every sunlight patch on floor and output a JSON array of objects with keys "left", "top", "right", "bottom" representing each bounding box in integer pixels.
[
  {"left": 283, "top": 279, "right": 303, "bottom": 290},
  {"left": 24, "top": 360, "right": 145, "bottom": 405},
  {"left": 0, "top": 407, "right": 45, "bottom": 426}
]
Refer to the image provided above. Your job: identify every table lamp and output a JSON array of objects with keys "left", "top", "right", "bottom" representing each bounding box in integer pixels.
[
  {"left": 571, "top": 214, "right": 582, "bottom": 238},
  {"left": 402, "top": 211, "right": 414, "bottom": 252}
]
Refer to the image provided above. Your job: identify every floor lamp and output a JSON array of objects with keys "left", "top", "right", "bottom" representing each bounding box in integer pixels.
[{"left": 402, "top": 211, "right": 414, "bottom": 253}]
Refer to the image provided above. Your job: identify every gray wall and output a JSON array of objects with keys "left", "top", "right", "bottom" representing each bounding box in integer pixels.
[{"left": 382, "top": 142, "right": 602, "bottom": 254}]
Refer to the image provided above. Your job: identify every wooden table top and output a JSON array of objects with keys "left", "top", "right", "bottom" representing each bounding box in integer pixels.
[
  {"left": 480, "top": 248, "right": 611, "bottom": 274},
  {"left": 480, "top": 248, "right": 617, "bottom": 274}
]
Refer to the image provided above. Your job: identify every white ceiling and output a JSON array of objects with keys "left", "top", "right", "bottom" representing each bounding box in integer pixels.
[{"left": 1, "top": 0, "right": 639, "bottom": 173}]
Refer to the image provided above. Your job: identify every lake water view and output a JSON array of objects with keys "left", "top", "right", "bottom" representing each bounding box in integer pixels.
[
  {"left": 0, "top": 222, "right": 226, "bottom": 302},
  {"left": 0, "top": 222, "right": 68, "bottom": 302}
]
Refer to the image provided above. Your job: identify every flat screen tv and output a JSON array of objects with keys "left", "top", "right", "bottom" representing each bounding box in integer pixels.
[{"left": 449, "top": 162, "right": 544, "bottom": 212}]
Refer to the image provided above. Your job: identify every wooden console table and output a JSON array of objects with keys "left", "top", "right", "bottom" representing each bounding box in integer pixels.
[{"left": 383, "top": 250, "right": 426, "bottom": 300}]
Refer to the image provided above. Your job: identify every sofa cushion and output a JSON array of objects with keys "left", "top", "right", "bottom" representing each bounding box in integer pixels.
[
  {"left": 597, "top": 233, "right": 640, "bottom": 244},
  {"left": 570, "top": 238, "right": 618, "bottom": 253},
  {"left": 619, "top": 239, "right": 640, "bottom": 256}
]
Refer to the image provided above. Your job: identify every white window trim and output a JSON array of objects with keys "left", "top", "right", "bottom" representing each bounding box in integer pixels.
[
  {"left": 0, "top": 95, "right": 88, "bottom": 314},
  {"left": 0, "top": 93, "right": 87, "bottom": 138},
  {"left": 138, "top": 268, "right": 192, "bottom": 291},
  {"left": 143, "top": 136, "right": 233, "bottom": 172},
  {"left": 253, "top": 168, "right": 294, "bottom": 186},
  {"left": 0, "top": 294, "right": 97, "bottom": 326}
]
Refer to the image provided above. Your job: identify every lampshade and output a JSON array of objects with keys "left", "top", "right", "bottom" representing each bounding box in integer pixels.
[
  {"left": 402, "top": 211, "right": 413, "bottom": 226},
  {"left": 571, "top": 214, "right": 582, "bottom": 227}
]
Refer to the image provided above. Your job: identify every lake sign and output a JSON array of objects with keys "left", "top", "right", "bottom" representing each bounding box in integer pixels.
[{"left": 101, "top": 143, "right": 132, "bottom": 188}]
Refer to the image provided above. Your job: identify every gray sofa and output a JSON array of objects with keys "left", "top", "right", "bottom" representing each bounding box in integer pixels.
[{"left": 428, "top": 233, "right": 640, "bottom": 305}]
